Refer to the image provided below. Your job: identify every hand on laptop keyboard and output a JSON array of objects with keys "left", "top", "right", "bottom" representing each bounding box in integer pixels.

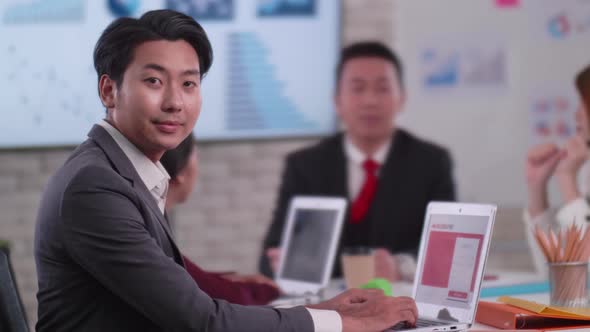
[
  {"left": 307, "top": 288, "right": 418, "bottom": 332},
  {"left": 390, "top": 317, "right": 447, "bottom": 330},
  {"left": 389, "top": 320, "right": 417, "bottom": 330}
]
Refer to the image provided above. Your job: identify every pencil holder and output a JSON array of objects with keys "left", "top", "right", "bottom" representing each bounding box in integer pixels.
[{"left": 548, "top": 261, "right": 588, "bottom": 307}]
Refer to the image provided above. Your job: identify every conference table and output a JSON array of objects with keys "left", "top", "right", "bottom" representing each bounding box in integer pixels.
[{"left": 310, "top": 270, "right": 556, "bottom": 331}]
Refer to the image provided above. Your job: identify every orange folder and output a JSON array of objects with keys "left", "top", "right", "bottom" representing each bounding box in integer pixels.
[{"left": 475, "top": 301, "right": 590, "bottom": 331}]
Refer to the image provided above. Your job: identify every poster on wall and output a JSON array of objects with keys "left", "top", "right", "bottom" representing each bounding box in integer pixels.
[
  {"left": 526, "top": 0, "right": 590, "bottom": 42},
  {"left": 494, "top": 0, "right": 520, "bottom": 9},
  {"left": 528, "top": 85, "right": 578, "bottom": 146},
  {"left": 0, "top": 0, "right": 339, "bottom": 147},
  {"left": 417, "top": 37, "right": 508, "bottom": 97},
  {"left": 395, "top": 0, "right": 590, "bottom": 205}
]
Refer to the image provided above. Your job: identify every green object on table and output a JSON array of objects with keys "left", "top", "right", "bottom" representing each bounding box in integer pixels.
[
  {"left": 0, "top": 239, "right": 9, "bottom": 250},
  {"left": 360, "top": 278, "right": 393, "bottom": 296}
]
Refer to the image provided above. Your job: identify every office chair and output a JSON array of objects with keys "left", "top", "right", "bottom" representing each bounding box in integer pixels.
[{"left": 0, "top": 246, "right": 30, "bottom": 332}]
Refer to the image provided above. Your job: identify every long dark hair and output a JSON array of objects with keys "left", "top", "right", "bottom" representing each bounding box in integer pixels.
[
  {"left": 160, "top": 134, "right": 196, "bottom": 179},
  {"left": 576, "top": 64, "right": 590, "bottom": 111}
]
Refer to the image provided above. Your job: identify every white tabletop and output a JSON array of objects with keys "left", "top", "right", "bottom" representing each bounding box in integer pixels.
[
  {"left": 273, "top": 271, "right": 556, "bottom": 331},
  {"left": 324, "top": 271, "right": 552, "bottom": 331}
]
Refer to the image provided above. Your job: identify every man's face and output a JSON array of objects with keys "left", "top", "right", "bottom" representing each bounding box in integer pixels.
[
  {"left": 100, "top": 40, "right": 202, "bottom": 161},
  {"left": 335, "top": 57, "right": 404, "bottom": 143}
]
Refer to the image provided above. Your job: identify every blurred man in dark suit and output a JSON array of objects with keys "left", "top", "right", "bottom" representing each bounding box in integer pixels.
[{"left": 260, "top": 42, "right": 456, "bottom": 282}]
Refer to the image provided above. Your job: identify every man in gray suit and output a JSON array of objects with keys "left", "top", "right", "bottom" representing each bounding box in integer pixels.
[{"left": 34, "top": 9, "right": 418, "bottom": 331}]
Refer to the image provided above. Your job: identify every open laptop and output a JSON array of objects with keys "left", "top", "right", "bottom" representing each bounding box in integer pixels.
[
  {"left": 389, "top": 202, "right": 497, "bottom": 331},
  {"left": 271, "top": 196, "right": 347, "bottom": 306}
]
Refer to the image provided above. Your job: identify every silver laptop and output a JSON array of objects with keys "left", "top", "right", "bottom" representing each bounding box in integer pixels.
[{"left": 388, "top": 202, "right": 496, "bottom": 331}]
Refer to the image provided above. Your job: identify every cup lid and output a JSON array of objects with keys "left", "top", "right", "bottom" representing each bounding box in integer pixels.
[{"left": 341, "top": 246, "right": 373, "bottom": 255}]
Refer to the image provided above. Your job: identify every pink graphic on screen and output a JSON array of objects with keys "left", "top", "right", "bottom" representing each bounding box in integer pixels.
[
  {"left": 495, "top": 0, "right": 520, "bottom": 9},
  {"left": 420, "top": 231, "right": 484, "bottom": 294}
]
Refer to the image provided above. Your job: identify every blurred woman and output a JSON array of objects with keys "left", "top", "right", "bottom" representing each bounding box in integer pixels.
[
  {"left": 524, "top": 65, "right": 590, "bottom": 274},
  {"left": 160, "top": 134, "right": 280, "bottom": 305}
]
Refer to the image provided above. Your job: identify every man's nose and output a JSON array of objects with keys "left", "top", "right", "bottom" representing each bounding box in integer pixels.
[
  {"left": 162, "top": 85, "right": 184, "bottom": 112},
  {"left": 360, "top": 89, "right": 380, "bottom": 105}
]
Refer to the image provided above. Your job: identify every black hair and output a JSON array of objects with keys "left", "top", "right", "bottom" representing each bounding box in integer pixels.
[
  {"left": 576, "top": 64, "right": 590, "bottom": 110},
  {"left": 160, "top": 133, "right": 196, "bottom": 180},
  {"left": 93, "top": 9, "right": 213, "bottom": 89},
  {"left": 335, "top": 41, "right": 404, "bottom": 90}
]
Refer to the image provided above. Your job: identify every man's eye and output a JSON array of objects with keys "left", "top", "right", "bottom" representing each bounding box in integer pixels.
[
  {"left": 184, "top": 81, "right": 197, "bottom": 87},
  {"left": 352, "top": 86, "right": 364, "bottom": 93},
  {"left": 145, "top": 78, "right": 161, "bottom": 84},
  {"left": 377, "top": 85, "right": 391, "bottom": 93}
]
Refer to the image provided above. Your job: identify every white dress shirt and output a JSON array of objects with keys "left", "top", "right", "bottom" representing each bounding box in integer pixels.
[
  {"left": 98, "top": 120, "right": 170, "bottom": 213},
  {"left": 307, "top": 308, "right": 342, "bottom": 332},
  {"left": 99, "top": 121, "right": 340, "bottom": 331},
  {"left": 344, "top": 136, "right": 391, "bottom": 200},
  {"left": 343, "top": 135, "right": 417, "bottom": 281}
]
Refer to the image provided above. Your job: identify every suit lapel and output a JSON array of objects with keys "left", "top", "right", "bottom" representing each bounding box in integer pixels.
[
  {"left": 331, "top": 135, "right": 349, "bottom": 198},
  {"left": 134, "top": 183, "right": 175, "bottom": 238},
  {"left": 369, "top": 131, "right": 408, "bottom": 237},
  {"left": 88, "top": 125, "right": 137, "bottom": 184},
  {"left": 87, "top": 125, "right": 182, "bottom": 263}
]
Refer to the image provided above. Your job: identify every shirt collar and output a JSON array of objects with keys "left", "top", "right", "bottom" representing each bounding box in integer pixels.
[
  {"left": 344, "top": 134, "right": 392, "bottom": 166},
  {"left": 98, "top": 120, "right": 170, "bottom": 191}
]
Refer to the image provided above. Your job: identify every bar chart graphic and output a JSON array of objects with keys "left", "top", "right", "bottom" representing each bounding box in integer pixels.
[
  {"left": 166, "top": 0, "right": 233, "bottom": 20},
  {"left": 0, "top": 0, "right": 338, "bottom": 145},
  {"left": 258, "top": 0, "right": 315, "bottom": 17},
  {"left": 3, "top": 0, "right": 85, "bottom": 24},
  {"left": 226, "top": 32, "right": 318, "bottom": 131}
]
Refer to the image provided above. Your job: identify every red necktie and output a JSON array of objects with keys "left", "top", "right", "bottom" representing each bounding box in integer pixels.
[{"left": 350, "top": 159, "right": 379, "bottom": 224}]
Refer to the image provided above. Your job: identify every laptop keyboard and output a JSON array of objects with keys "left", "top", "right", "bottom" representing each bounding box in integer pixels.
[{"left": 389, "top": 318, "right": 444, "bottom": 330}]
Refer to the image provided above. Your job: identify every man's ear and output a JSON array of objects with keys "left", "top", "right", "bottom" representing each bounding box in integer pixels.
[
  {"left": 333, "top": 92, "right": 342, "bottom": 117},
  {"left": 172, "top": 169, "right": 188, "bottom": 186},
  {"left": 169, "top": 176, "right": 182, "bottom": 187},
  {"left": 98, "top": 74, "right": 117, "bottom": 109},
  {"left": 396, "top": 90, "right": 407, "bottom": 114},
  {"left": 333, "top": 92, "right": 347, "bottom": 130}
]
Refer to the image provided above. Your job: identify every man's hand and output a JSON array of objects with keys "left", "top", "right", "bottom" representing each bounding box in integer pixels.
[
  {"left": 373, "top": 248, "right": 401, "bottom": 282},
  {"left": 308, "top": 289, "right": 418, "bottom": 332},
  {"left": 266, "top": 247, "right": 281, "bottom": 273},
  {"left": 339, "top": 295, "right": 417, "bottom": 332}
]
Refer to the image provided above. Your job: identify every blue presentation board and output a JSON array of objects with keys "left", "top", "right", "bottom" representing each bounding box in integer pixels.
[{"left": 0, "top": 0, "right": 340, "bottom": 147}]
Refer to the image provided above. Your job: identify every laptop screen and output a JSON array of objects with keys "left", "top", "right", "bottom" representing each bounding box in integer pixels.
[
  {"left": 415, "top": 213, "right": 489, "bottom": 311},
  {"left": 281, "top": 208, "right": 339, "bottom": 283}
]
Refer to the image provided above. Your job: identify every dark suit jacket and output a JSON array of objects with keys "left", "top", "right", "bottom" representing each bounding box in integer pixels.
[
  {"left": 34, "top": 125, "right": 313, "bottom": 332},
  {"left": 259, "top": 129, "right": 455, "bottom": 277}
]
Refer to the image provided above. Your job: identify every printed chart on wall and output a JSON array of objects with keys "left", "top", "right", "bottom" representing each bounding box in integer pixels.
[
  {"left": 396, "top": 0, "right": 590, "bottom": 204},
  {"left": 0, "top": 0, "right": 339, "bottom": 147}
]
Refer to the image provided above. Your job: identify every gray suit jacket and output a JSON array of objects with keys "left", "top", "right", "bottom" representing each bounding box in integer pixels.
[{"left": 34, "top": 125, "right": 314, "bottom": 332}]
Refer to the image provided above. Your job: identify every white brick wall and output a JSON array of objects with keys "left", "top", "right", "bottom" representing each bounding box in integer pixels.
[
  {"left": 0, "top": 1, "right": 532, "bottom": 328},
  {"left": 0, "top": 150, "right": 60, "bottom": 325},
  {"left": 174, "top": 139, "right": 313, "bottom": 273}
]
